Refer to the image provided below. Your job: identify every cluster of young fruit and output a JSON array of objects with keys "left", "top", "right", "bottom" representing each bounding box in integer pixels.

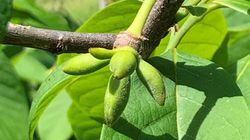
[{"left": 63, "top": 46, "right": 166, "bottom": 126}]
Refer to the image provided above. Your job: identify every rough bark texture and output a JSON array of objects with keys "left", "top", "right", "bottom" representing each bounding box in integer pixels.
[
  {"left": 3, "top": 23, "right": 116, "bottom": 53},
  {"left": 141, "top": 0, "right": 184, "bottom": 58}
]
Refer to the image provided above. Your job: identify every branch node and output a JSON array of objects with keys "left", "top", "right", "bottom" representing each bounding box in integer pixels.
[
  {"left": 113, "top": 31, "right": 142, "bottom": 51},
  {"left": 56, "top": 35, "right": 65, "bottom": 52}
]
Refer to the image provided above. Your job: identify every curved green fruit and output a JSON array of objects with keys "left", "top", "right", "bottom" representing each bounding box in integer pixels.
[
  {"left": 136, "top": 59, "right": 165, "bottom": 106},
  {"left": 89, "top": 47, "right": 115, "bottom": 59},
  {"left": 62, "top": 53, "right": 109, "bottom": 75},
  {"left": 114, "top": 46, "right": 138, "bottom": 56},
  {"left": 110, "top": 50, "right": 137, "bottom": 79},
  {"left": 104, "top": 76, "right": 130, "bottom": 126}
]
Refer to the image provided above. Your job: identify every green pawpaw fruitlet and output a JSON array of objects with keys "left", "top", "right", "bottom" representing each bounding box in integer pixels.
[
  {"left": 136, "top": 59, "right": 166, "bottom": 106},
  {"left": 104, "top": 75, "right": 130, "bottom": 126},
  {"left": 62, "top": 53, "right": 109, "bottom": 75},
  {"left": 110, "top": 50, "right": 137, "bottom": 79},
  {"left": 89, "top": 47, "right": 116, "bottom": 59}
]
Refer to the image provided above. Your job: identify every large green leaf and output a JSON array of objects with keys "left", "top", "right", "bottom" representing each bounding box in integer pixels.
[
  {"left": 0, "top": 0, "right": 11, "bottom": 41},
  {"left": 37, "top": 90, "right": 72, "bottom": 140},
  {"left": 67, "top": 67, "right": 110, "bottom": 140},
  {"left": 0, "top": 51, "right": 29, "bottom": 140},
  {"left": 101, "top": 51, "right": 250, "bottom": 139},
  {"left": 214, "top": 0, "right": 250, "bottom": 15},
  {"left": 227, "top": 55, "right": 250, "bottom": 108},
  {"left": 28, "top": 66, "right": 75, "bottom": 140}
]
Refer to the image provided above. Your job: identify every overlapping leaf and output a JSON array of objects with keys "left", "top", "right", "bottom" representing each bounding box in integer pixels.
[{"left": 227, "top": 55, "right": 250, "bottom": 108}]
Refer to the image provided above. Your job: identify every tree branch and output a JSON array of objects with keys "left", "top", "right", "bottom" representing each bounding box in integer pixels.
[
  {"left": 2, "top": 0, "right": 184, "bottom": 57},
  {"left": 141, "top": 0, "right": 184, "bottom": 58},
  {"left": 3, "top": 23, "right": 116, "bottom": 53}
]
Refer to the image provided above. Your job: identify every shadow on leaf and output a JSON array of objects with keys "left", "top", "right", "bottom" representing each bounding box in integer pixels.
[
  {"left": 103, "top": 117, "right": 176, "bottom": 140},
  {"left": 151, "top": 53, "right": 242, "bottom": 140}
]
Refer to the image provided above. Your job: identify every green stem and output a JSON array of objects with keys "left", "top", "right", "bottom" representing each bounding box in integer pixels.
[
  {"left": 165, "top": 16, "right": 200, "bottom": 52},
  {"left": 165, "top": 3, "right": 220, "bottom": 53},
  {"left": 126, "top": 0, "right": 156, "bottom": 38}
]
